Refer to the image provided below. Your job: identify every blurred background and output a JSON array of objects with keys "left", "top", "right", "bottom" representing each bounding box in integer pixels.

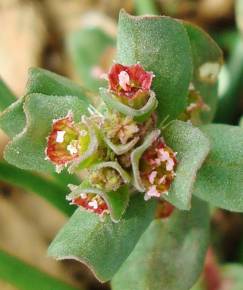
[{"left": 0, "top": 1, "right": 242, "bottom": 290}]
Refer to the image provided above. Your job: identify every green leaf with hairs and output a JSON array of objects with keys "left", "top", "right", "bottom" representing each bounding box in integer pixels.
[
  {"left": 48, "top": 195, "right": 156, "bottom": 282},
  {"left": 67, "top": 28, "right": 115, "bottom": 93},
  {"left": 183, "top": 22, "right": 223, "bottom": 124},
  {"left": 117, "top": 10, "right": 193, "bottom": 122},
  {"left": 4, "top": 93, "right": 88, "bottom": 172},
  {"left": 112, "top": 197, "right": 210, "bottom": 290},
  {"left": 0, "top": 68, "right": 90, "bottom": 138},
  {"left": 0, "top": 97, "right": 25, "bottom": 138},
  {"left": 193, "top": 124, "right": 243, "bottom": 212},
  {"left": 162, "top": 120, "right": 210, "bottom": 210}
]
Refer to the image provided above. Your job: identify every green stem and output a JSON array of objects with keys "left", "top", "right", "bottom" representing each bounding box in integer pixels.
[
  {"left": 0, "top": 78, "right": 16, "bottom": 111},
  {"left": 215, "top": 37, "right": 243, "bottom": 123},
  {"left": 134, "top": 0, "right": 159, "bottom": 15},
  {"left": 0, "top": 161, "right": 74, "bottom": 216},
  {"left": 0, "top": 250, "right": 80, "bottom": 290}
]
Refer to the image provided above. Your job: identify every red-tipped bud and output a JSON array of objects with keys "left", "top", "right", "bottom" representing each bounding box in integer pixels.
[{"left": 108, "top": 63, "right": 154, "bottom": 100}]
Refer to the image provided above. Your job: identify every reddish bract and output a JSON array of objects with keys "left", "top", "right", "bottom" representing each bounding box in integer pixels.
[{"left": 108, "top": 63, "right": 154, "bottom": 99}]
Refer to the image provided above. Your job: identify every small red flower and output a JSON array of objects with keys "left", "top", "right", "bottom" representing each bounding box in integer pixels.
[
  {"left": 140, "top": 138, "right": 177, "bottom": 200},
  {"left": 46, "top": 113, "right": 79, "bottom": 166},
  {"left": 71, "top": 193, "right": 109, "bottom": 216},
  {"left": 108, "top": 63, "right": 154, "bottom": 99}
]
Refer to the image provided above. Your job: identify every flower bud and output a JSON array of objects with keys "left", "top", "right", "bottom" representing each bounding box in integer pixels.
[{"left": 108, "top": 63, "right": 154, "bottom": 108}]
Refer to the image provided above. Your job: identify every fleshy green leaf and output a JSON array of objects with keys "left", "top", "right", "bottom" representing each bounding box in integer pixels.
[
  {"left": 0, "top": 97, "right": 25, "bottom": 137},
  {"left": 193, "top": 124, "right": 243, "bottom": 212},
  {"left": 67, "top": 182, "right": 130, "bottom": 222},
  {"left": 0, "top": 250, "right": 80, "bottom": 290},
  {"left": 117, "top": 10, "right": 193, "bottom": 121},
  {"left": 162, "top": 120, "right": 210, "bottom": 210},
  {"left": 0, "top": 68, "right": 91, "bottom": 138},
  {"left": 0, "top": 78, "right": 16, "bottom": 111},
  {"left": 112, "top": 197, "right": 210, "bottom": 290},
  {"left": 4, "top": 93, "right": 88, "bottom": 172},
  {"left": 184, "top": 22, "right": 223, "bottom": 123},
  {"left": 26, "top": 68, "right": 90, "bottom": 104},
  {"left": 48, "top": 194, "right": 156, "bottom": 282},
  {"left": 66, "top": 28, "right": 115, "bottom": 93}
]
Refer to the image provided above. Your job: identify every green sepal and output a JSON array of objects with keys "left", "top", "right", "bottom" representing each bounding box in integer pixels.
[
  {"left": 131, "top": 129, "right": 161, "bottom": 192},
  {"left": 99, "top": 88, "right": 158, "bottom": 122},
  {"left": 4, "top": 93, "right": 88, "bottom": 172},
  {"left": 91, "top": 161, "right": 131, "bottom": 184},
  {"left": 68, "top": 118, "right": 99, "bottom": 173},
  {"left": 163, "top": 120, "right": 210, "bottom": 210},
  {"left": 117, "top": 10, "right": 193, "bottom": 122},
  {"left": 112, "top": 197, "right": 210, "bottom": 290},
  {"left": 67, "top": 181, "right": 130, "bottom": 222},
  {"left": 48, "top": 194, "right": 156, "bottom": 282},
  {"left": 193, "top": 124, "right": 243, "bottom": 212}
]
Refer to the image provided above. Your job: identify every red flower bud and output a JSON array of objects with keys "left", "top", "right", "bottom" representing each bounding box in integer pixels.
[
  {"left": 46, "top": 113, "right": 79, "bottom": 167},
  {"left": 108, "top": 63, "right": 154, "bottom": 99}
]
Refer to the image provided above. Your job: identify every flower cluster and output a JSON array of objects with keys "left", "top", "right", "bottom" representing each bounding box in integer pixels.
[{"left": 45, "top": 63, "right": 178, "bottom": 218}]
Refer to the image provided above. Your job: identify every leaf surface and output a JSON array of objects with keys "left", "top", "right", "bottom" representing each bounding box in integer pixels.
[
  {"left": 112, "top": 197, "right": 210, "bottom": 290},
  {"left": 193, "top": 124, "right": 243, "bottom": 212},
  {"left": 48, "top": 195, "right": 156, "bottom": 282},
  {"left": 163, "top": 120, "right": 210, "bottom": 210},
  {"left": 117, "top": 10, "right": 193, "bottom": 121}
]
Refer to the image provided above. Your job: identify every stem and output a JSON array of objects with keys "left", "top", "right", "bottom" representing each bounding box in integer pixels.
[
  {"left": 0, "top": 78, "right": 16, "bottom": 111},
  {"left": 0, "top": 250, "right": 80, "bottom": 290},
  {"left": 0, "top": 161, "right": 74, "bottom": 216},
  {"left": 134, "top": 0, "right": 159, "bottom": 15},
  {"left": 215, "top": 37, "right": 243, "bottom": 123}
]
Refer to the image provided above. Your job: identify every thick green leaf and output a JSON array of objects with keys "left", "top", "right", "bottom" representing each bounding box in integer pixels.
[
  {"left": 112, "top": 197, "right": 210, "bottom": 290},
  {"left": 4, "top": 93, "right": 88, "bottom": 172},
  {"left": 0, "top": 78, "right": 16, "bottom": 111},
  {"left": 26, "top": 68, "right": 90, "bottom": 104},
  {"left": 67, "top": 28, "right": 115, "bottom": 93},
  {"left": 0, "top": 160, "right": 73, "bottom": 216},
  {"left": 162, "top": 120, "right": 210, "bottom": 210},
  {"left": 0, "top": 250, "right": 80, "bottom": 290},
  {"left": 0, "top": 68, "right": 91, "bottom": 139},
  {"left": 193, "top": 124, "right": 243, "bottom": 212},
  {"left": 0, "top": 97, "right": 25, "bottom": 137},
  {"left": 48, "top": 195, "right": 156, "bottom": 282},
  {"left": 117, "top": 10, "right": 193, "bottom": 121},
  {"left": 184, "top": 22, "right": 223, "bottom": 123}
]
